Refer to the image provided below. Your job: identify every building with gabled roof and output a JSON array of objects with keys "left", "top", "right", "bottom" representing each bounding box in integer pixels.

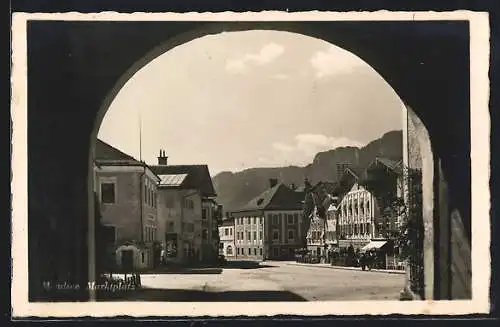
[
  {"left": 231, "top": 178, "right": 306, "bottom": 260},
  {"left": 150, "top": 150, "right": 220, "bottom": 265},
  {"left": 94, "top": 139, "right": 161, "bottom": 271}
]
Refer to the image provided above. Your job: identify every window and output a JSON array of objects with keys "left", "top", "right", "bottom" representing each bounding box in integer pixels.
[
  {"left": 287, "top": 214, "right": 294, "bottom": 224},
  {"left": 273, "top": 215, "right": 279, "bottom": 225},
  {"left": 202, "top": 208, "right": 208, "bottom": 219},
  {"left": 225, "top": 228, "right": 229, "bottom": 236},
  {"left": 248, "top": 248, "right": 251, "bottom": 255},
  {"left": 260, "top": 248, "right": 263, "bottom": 256},
  {"left": 102, "top": 225, "right": 116, "bottom": 244},
  {"left": 247, "top": 231, "right": 251, "bottom": 240},
  {"left": 259, "top": 231, "right": 263, "bottom": 239},
  {"left": 141, "top": 252, "right": 145, "bottom": 263},
  {"left": 253, "top": 231, "right": 257, "bottom": 240},
  {"left": 254, "top": 248, "right": 257, "bottom": 255},
  {"left": 101, "top": 183, "right": 115, "bottom": 204},
  {"left": 288, "top": 229, "right": 295, "bottom": 240},
  {"left": 165, "top": 196, "right": 174, "bottom": 208},
  {"left": 219, "top": 243, "right": 224, "bottom": 250},
  {"left": 227, "top": 246, "right": 233, "bottom": 255},
  {"left": 267, "top": 214, "right": 272, "bottom": 221},
  {"left": 273, "top": 230, "right": 279, "bottom": 240},
  {"left": 230, "top": 228, "right": 233, "bottom": 236},
  {"left": 273, "top": 247, "right": 279, "bottom": 257},
  {"left": 237, "top": 248, "right": 240, "bottom": 255},
  {"left": 144, "top": 185, "right": 147, "bottom": 204},
  {"left": 293, "top": 213, "right": 298, "bottom": 223}
]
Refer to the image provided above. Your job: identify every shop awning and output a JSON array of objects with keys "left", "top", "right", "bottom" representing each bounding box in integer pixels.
[{"left": 361, "top": 240, "right": 387, "bottom": 251}]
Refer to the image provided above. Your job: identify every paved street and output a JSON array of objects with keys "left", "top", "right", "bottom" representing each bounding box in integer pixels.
[{"left": 99, "top": 261, "right": 405, "bottom": 301}]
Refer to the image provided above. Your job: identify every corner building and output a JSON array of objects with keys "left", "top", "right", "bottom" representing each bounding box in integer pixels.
[{"left": 231, "top": 179, "right": 305, "bottom": 261}]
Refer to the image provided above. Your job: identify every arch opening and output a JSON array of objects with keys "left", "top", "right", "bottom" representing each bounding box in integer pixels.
[{"left": 90, "top": 28, "right": 437, "bottom": 301}]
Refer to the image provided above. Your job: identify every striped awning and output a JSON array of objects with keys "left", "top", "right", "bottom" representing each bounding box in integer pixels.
[{"left": 361, "top": 240, "right": 387, "bottom": 251}]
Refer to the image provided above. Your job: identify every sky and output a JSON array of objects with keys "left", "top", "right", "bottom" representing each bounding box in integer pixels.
[{"left": 97, "top": 30, "right": 404, "bottom": 176}]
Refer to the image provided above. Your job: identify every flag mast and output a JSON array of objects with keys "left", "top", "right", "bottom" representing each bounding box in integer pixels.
[{"left": 139, "top": 111, "right": 142, "bottom": 162}]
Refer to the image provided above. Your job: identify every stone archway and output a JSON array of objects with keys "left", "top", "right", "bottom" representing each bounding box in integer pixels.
[{"left": 90, "top": 27, "right": 437, "bottom": 299}]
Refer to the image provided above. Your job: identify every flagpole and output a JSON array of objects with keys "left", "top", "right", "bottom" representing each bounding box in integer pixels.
[{"left": 139, "top": 111, "right": 142, "bottom": 162}]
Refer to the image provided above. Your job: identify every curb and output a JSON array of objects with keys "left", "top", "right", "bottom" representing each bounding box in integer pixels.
[{"left": 285, "top": 262, "right": 406, "bottom": 275}]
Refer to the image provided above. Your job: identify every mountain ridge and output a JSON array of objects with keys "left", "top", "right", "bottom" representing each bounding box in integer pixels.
[{"left": 213, "top": 130, "right": 402, "bottom": 213}]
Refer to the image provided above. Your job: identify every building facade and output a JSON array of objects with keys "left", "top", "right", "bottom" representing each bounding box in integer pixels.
[
  {"left": 94, "top": 139, "right": 161, "bottom": 271},
  {"left": 337, "top": 168, "right": 379, "bottom": 251},
  {"left": 231, "top": 179, "right": 305, "bottom": 261},
  {"left": 218, "top": 217, "right": 235, "bottom": 258},
  {"left": 151, "top": 150, "right": 219, "bottom": 265}
]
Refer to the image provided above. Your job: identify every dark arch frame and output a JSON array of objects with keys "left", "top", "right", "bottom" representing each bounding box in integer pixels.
[{"left": 26, "top": 19, "right": 471, "bottom": 301}]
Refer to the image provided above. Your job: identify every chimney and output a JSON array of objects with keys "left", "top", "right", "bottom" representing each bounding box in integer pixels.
[
  {"left": 157, "top": 149, "right": 168, "bottom": 165},
  {"left": 269, "top": 178, "right": 278, "bottom": 188}
]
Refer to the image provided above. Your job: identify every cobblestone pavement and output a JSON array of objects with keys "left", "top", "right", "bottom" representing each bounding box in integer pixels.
[{"left": 100, "top": 261, "right": 405, "bottom": 301}]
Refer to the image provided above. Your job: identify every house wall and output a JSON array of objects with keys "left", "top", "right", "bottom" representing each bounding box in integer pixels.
[
  {"left": 97, "top": 171, "right": 141, "bottom": 243},
  {"left": 338, "top": 182, "right": 376, "bottom": 250},
  {"left": 157, "top": 188, "right": 202, "bottom": 263},
  {"left": 264, "top": 210, "right": 303, "bottom": 260},
  {"left": 325, "top": 208, "right": 338, "bottom": 246},
  {"left": 201, "top": 200, "right": 219, "bottom": 262},
  {"left": 96, "top": 166, "right": 159, "bottom": 270},
  {"left": 234, "top": 213, "right": 265, "bottom": 260},
  {"left": 219, "top": 224, "right": 235, "bottom": 257}
]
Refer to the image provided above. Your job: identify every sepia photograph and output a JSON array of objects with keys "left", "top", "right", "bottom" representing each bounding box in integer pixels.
[{"left": 11, "top": 10, "right": 490, "bottom": 317}]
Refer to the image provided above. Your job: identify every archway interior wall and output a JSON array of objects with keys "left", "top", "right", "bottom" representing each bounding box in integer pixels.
[{"left": 405, "top": 104, "right": 435, "bottom": 300}]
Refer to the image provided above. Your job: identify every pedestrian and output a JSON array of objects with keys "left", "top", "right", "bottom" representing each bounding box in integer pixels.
[
  {"left": 160, "top": 248, "right": 166, "bottom": 266},
  {"left": 360, "top": 253, "right": 366, "bottom": 271}
]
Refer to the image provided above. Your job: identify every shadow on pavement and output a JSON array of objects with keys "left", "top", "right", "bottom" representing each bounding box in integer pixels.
[
  {"left": 140, "top": 267, "right": 223, "bottom": 275},
  {"left": 97, "top": 288, "right": 307, "bottom": 302},
  {"left": 222, "top": 260, "right": 277, "bottom": 270},
  {"left": 138, "top": 261, "right": 277, "bottom": 274}
]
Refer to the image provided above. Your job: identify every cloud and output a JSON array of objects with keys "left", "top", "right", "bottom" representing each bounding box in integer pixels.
[
  {"left": 225, "top": 43, "right": 285, "bottom": 74},
  {"left": 310, "top": 46, "right": 366, "bottom": 79},
  {"left": 260, "top": 134, "right": 365, "bottom": 167},
  {"left": 272, "top": 73, "right": 289, "bottom": 80}
]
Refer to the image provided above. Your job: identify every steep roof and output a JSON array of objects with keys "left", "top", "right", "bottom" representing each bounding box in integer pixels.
[
  {"left": 150, "top": 164, "right": 217, "bottom": 197},
  {"left": 312, "top": 181, "right": 339, "bottom": 195},
  {"left": 368, "top": 157, "right": 403, "bottom": 175},
  {"left": 333, "top": 166, "right": 366, "bottom": 199},
  {"left": 95, "top": 139, "right": 140, "bottom": 164},
  {"left": 344, "top": 166, "right": 366, "bottom": 180},
  {"left": 234, "top": 183, "right": 304, "bottom": 212},
  {"left": 95, "top": 139, "right": 160, "bottom": 181},
  {"left": 220, "top": 217, "right": 235, "bottom": 227}
]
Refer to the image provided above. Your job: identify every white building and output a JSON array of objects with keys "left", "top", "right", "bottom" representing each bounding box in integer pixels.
[
  {"left": 218, "top": 217, "right": 235, "bottom": 258},
  {"left": 337, "top": 167, "right": 379, "bottom": 251}
]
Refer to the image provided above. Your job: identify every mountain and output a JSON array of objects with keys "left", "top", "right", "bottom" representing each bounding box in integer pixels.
[{"left": 212, "top": 130, "right": 402, "bottom": 213}]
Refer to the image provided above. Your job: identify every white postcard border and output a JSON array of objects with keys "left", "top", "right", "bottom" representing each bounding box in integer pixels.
[{"left": 11, "top": 10, "right": 491, "bottom": 317}]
